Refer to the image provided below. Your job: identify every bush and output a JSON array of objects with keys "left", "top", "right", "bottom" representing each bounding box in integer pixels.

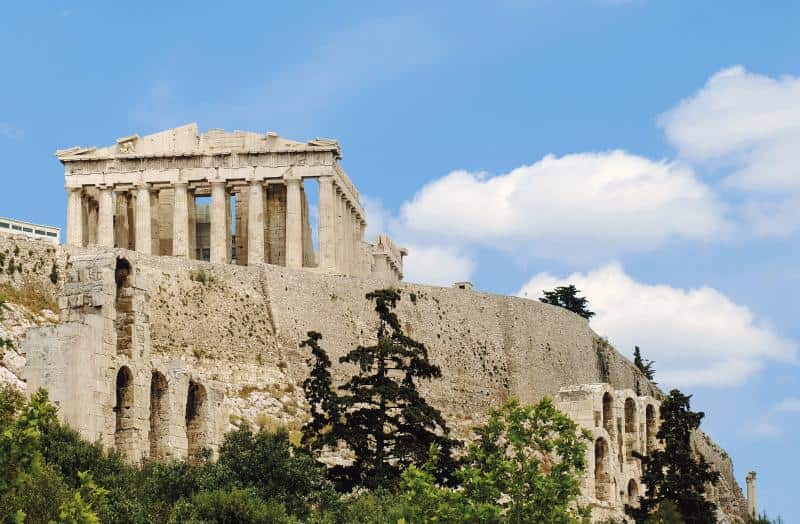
[{"left": 168, "top": 489, "right": 297, "bottom": 524}]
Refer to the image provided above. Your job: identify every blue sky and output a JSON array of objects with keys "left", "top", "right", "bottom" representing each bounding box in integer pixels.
[{"left": 1, "top": 1, "right": 798, "bottom": 519}]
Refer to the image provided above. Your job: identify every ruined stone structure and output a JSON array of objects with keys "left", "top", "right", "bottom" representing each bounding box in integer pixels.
[
  {"left": 555, "top": 384, "right": 661, "bottom": 520},
  {"left": 0, "top": 123, "right": 749, "bottom": 521},
  {"left": 57, "top": 124, "right": 405, "bottom": 281}
]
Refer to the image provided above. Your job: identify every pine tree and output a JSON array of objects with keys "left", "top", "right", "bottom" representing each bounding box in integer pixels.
[
  {"left": 633, "top": 346, "right": 656, "bottom": 382},
  {"left": 539, "top": 284, "right": 595, "bottom": 320},
  {"left": 627, "top": 389, "right": 720, "bottom": 524},
  {"left": 300, "top": 331, "right": 339, "bottom": 452},
  {"left": 301, "top": 289, "right": 460, "bottom": 491}
]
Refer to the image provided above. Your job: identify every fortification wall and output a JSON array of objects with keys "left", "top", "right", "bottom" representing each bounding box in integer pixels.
[{"left": 0, "top": 235, "right": 745, "bottom": 520}]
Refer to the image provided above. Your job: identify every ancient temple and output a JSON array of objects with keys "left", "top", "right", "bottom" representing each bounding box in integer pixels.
[{"left": 57, "top": 123, "right": 406, "bottom": 280}]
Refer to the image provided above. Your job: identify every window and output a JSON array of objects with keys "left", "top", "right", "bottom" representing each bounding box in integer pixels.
[
  {"left": 0, "top": 222, "right": 9, "bottom": 229},
  {"left": 46, "top": 232, "right": 57, "bottom": 237},
  {"left": 12, "top": 225, "right": 22, "bottom": 231},
  {"left": 35, "top": 229, "right": 46, "bottom": 235},
  {"left": 22, "top": 227, "right": 32, "bottom": 233}
]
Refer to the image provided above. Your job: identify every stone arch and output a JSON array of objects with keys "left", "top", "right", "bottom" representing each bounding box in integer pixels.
[
  {"left": 185, "top": 380, "right": 209, "bottom": 463},
  {"left": 594, "top": 437, "right": 611, "bottom": 502},
  {"left": 646, "top": 404, "right": 657, "bottom": 454},
  {"left": 602, "top": 391, "right": 614, "bottom": 436},
  {"left": 115, "top": 257, "right": 134, "bottom": 357},
  {"left": 627, "top": 478, "right": 639, "bottom": 505},
  {"left": 114, "top": 366, "right": 135, "bottom": 453},
  {"left": 624, "top": 397, "right": 637, "bottom": 459},
  {"left": 149, "top": 371, "right": 170, "bottom": 460}
]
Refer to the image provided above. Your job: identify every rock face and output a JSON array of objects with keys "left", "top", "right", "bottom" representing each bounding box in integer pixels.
[{"left": 0, "top": 233, "right": 746, "bottom": 521}]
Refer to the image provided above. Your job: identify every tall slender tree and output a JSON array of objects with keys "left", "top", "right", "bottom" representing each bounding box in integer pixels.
[
  {"left": 627, "top": 389, "right": 720, "bottom": 524},
  {"left": 633, "top": 346, "right": 656, "bottom": 382},
  {"left": 302, "top": 289, "right": 460, "bottom": 491}
]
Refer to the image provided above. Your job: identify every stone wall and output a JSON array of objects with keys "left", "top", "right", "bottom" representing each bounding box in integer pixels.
[{"left": 3, "top": 237, "right": 746, "bottom": 521}]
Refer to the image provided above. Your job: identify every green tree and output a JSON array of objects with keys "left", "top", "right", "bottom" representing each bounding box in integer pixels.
[
  {"left": 53, "top": 471, "right": 108, "bottom": 524},
  {"left": 627, "top": 390, "right": 720, "bottom": 524},
  {"left": 539, "top": 285, "right": 595, "bottom": 320},
  {"left": 302, "top": 289, "right": 459, "bottom": 491},
  {"left": 167, "top": 488, "right": 296, "bottom": 524},
  {"left": 460, "top": 397, "right": 590, "bottom": 524},
  {"left": 300, "top": 331, "right": 340, "bottom": 453},
  {"left": 633, "top": 346, "right": 656, "bottom": 382}
]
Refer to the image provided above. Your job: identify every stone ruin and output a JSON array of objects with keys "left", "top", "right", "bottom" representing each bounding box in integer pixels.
[
  {"left": 0, "top": 124, "right": 752, "bottom": 522},
  {"left": 58, "top": 123, "right": 406, "bottom": 281}
]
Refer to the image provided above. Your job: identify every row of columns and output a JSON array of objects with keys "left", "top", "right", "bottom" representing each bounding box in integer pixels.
[{"left": 66, "top": 176, "right": 366, "bottom": 275}]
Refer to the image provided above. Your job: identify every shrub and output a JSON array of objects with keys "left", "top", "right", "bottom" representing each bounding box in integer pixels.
[{"left": 168, "top": 489, "right": 297, "bottom": 524}]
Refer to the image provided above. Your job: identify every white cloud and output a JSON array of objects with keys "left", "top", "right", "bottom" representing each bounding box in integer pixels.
[
  {"left": 361, "top": 195, "right": 390, "bottom": 242},
  {"left": 402, "top": 244, "right": 474, "bottom": 287},
  {"left": 740, "top": 418, "right": 782, "bottom": 439},
  {"left": 775, "top": 398, "right": 800, "bottom": 413},
  {"left": 660, "top": 66, "right": 800, "bottom": 235},
  {"left": 517, "top": 263, "right": 796, "bottom": 388},
  {"left": 399, "top": 151, "right": 727, "bottom": 261}
]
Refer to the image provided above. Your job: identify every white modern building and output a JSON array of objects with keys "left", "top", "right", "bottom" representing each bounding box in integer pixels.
[{"left": 0, "top": 217, "right": 61, "bottom": 245}]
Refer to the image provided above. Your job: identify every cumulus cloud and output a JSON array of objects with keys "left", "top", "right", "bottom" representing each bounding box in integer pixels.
[
  {"left": 399, "top": 151, "right": 727, "bottom": 261},
  {"left": 517, "top": 263, "right": 796, "bottom": 387},
  {"left": 660, "top": 66, "right": 800, "bottom": 235},
  {"left": 402, "top": 244, "right": 475, "bottom": 287}
]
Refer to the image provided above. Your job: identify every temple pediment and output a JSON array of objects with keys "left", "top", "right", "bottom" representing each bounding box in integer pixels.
[{"left": 56, "top": 123, "right": 342, "bottom": 161}]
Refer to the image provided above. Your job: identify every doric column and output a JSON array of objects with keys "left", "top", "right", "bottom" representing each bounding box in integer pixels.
[
  {"left": 210, "top": 181, "right": 228, "bottom": 264},
  {"left": 172, "top": 183, "right": 190, "bottom": 257},
  {"left": 317, "top": 177, "right": 336, "bottom": 271},
  {"left": 115, "top": 191, "right": 131, "bottom": 249},
  {"left": 187, "top": 189, "right": 197, "bottom": 260},
  {"left": 86, "top": 198, "right": 98, "bottom": 246},
  {"left": 285, "top": 177, "right": 302, "bottom": 269},
  {"left": 150, "top": 189, "right": 161, "bottom": 255},
  {"left": 66, "top": 188, "right": 84, "bottom": 247},
  {"left": 335, "top": 190, "right": 346, "bottom": 272},
  {"left": 247, "top": 181, "right": 265, "bottom": 265},
  {"left": 343, "top": 201, "right": 353, "bottom": 275},
  {"left": 135, "top": 184, "right": 152, "bottom": 255},
  {"left": 97, "top": 187, "right": 115, "bottom": 247}
]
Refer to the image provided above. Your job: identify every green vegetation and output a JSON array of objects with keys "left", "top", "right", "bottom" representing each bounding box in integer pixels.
[
  {"left": 539, "top": 284, "right": 595, "bottom": 320},
  {"left": 627, "top": 389, "right": 720, "bottom": 524},
  {"left": 301, "top": 289, "right": 459, "bottom": 490},
  {"left": 633, "top": 346, "right": 656, "bottom": 382}
]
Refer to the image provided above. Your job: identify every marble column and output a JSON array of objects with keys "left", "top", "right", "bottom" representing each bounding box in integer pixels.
[
  {"left": 86, "top": 199, "right": 98, "bottom": 246},
  {"left": 334, "top": 191, "right": 345, "bottom": 273},
  {"left": 187, "top": 190, "right": 197, "bottom": 260},
  {"left": 150, "top": 189, "right": 160, "bottom": 255},
  {"left": 210, "top": 181, "right": 228, "bottom": 264},
  {"left": 317, "top": 177, "right": 336, "bottom": 271},
  {"left": 247, "top": 181, "right": 265, "bottom": 265},
  {"left": 135, "top": 185, "right": 152, "bottom": 255},
  {"left": 343, "top": 201, "right": 353, "bottom": 275},
  {"left": 66, "top": 188, "right": 84, "bottom": 247},
  {"left": 172, "top": 183, "right": 190, "bottom": 257},
  {"left": 115, "top": 192, "right": 131, "bottom": 249},
  {"left": 285, "top": 178, "right": 303, "bottom": 268},
  {"left": 97, "top": 187, "right": 114, "bottom": 247}
]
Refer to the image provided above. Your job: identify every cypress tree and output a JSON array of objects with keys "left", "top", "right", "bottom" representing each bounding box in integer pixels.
[
  {"left": 301, "top": 289, "right": 459, "bottom": 491},
  {"left": 539, "top": 284, "right": 595, "bottom": 320},
  {"left": 627, "top": 389, "right": 720, "bottom": 524}
]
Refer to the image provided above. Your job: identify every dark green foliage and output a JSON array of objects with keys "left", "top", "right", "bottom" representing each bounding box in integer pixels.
[
  {"left": 539, "top": 284, "right": 595, "bottom": 319},
  {"left": 300, "top": 331, "right": 339, "bottom": 453},
  {"left": 644, "top": 500, "right": 684, "bottom": 523},
  {"left": 215, "top": 424, "right": 336, "bottom": 516},
  {"left": 302, "top": 289, "right": 460, "bottom": 491},
  {"left": 749, "top": 512, "right": 784, "bottom": 524},
  {"left": 168, "top": 489, "right": 296, "bottom": 524},
  {"left": 633, "top": 346, "right": 656, "bottom": 382},
  {"left": 627, "top": 390, "right": 720, "bottom": 524}
]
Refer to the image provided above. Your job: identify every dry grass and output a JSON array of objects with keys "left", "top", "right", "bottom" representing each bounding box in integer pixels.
[{"left": 0, "top": 281, "right": 58, "bottom": 316}]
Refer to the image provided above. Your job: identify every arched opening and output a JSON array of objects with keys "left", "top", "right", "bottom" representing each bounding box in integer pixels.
[
  {"left": 646, "top": 404, "right": 656, "bottom": 454},
  {"left": 186, "top": 380, "right": 208, "bottom": 463},
  {"left": 149, "top": 371, "right": 170, "bottom": 460},
  {"left": 594, "top": 437, "right": 610, "bottom": 502},
  {"left": 115, "top": 257, "right": 134, "bottom": 357},
  {"left": 114, "top": 366, "right": 135, "bottom": 452},
  {"left": 602, "top": 392, "right": 615, "bottom": 439},
  {"left": 627, "top": 479, "right": 639, "bottom": 506},
  {"left": 624, "top": 397, "right": 637, "bottom": 459}
]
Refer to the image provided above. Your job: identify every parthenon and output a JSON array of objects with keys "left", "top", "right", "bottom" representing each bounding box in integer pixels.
[{"left": 57, "top": 123, "right": 406, "bottom": 280}]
